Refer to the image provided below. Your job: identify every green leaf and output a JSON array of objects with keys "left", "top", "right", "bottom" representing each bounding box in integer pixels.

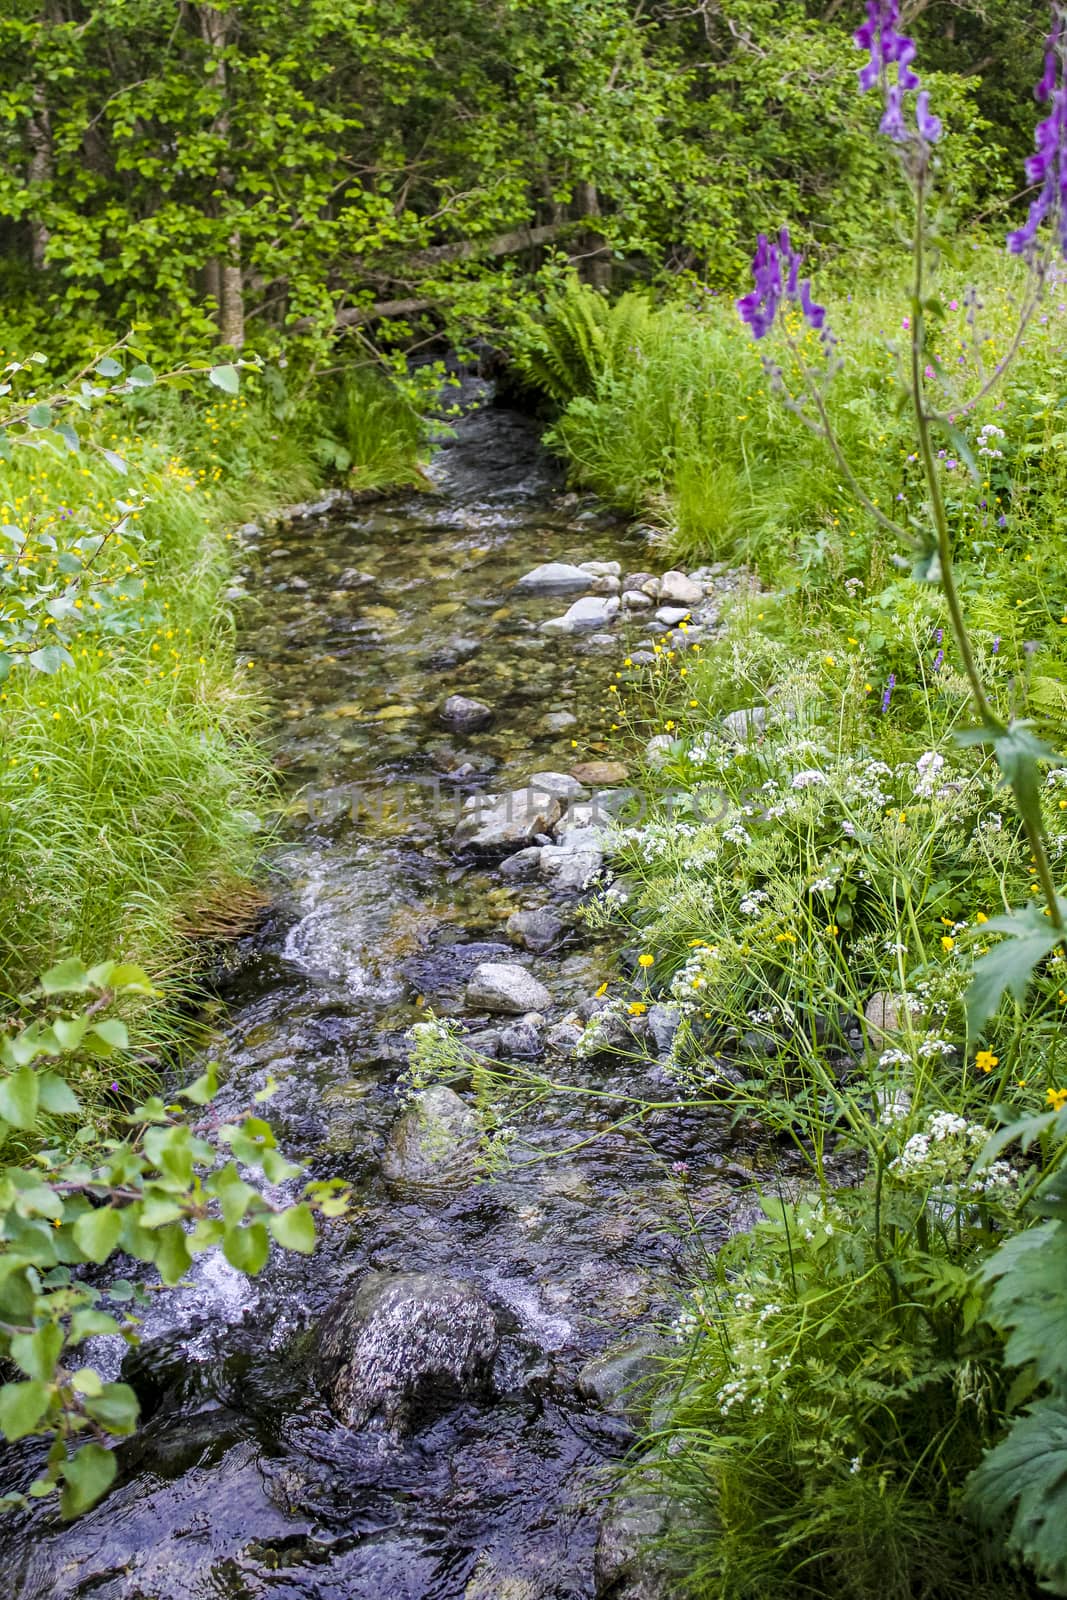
[
  {"left": 28, "top": 644, "right": 74, "bottom": 675},
  {"left": 73, "top": 1207, "right": 123, "bottom": 1265},
  {"left": 966, "top": 1401, "right": 1067, "bottom": 1592},
  {"left": 222, "top": 1220, "right": 270, "bottom": 1275},
  {"left": 268, "top": 1203, "right": 316, "bottom": 1254},
  {"left": 84, "top": 1382, "right": 139, "bottom": 1435},
  {"left": 9, "top": 1323, "right": 62, "bottom": 1381},
  {"left": 966, "top": 904, "right": 1064, "bottom": 1030},
  {"left": 101, "top": 449, "right": 127, "bottom": 475},
  {"left": 95, "top": 356, "right": 122, "bottom": 379},
  {"left": 37, "top": 1073, "right": 81, "bottom": 1115},
  {"left": 52, "top": 1016, "right": 87, "bottom": 1051},
  {"left": 26, "top": 403, "right": 53, "bottom": 429},
  {"left": 59, "top": 1442, "right": 116, "bottom": 1518},
  {"left": 89, "top": 1019, "right": 128, "bottom": 1051},
  {"left": 209, "top": 363, "right": 240, "bottom": 394},
  {"left": 55, "top": 423, "right": 80, "bottom": 454},
  {"left": 126, "top": 363, "right": 155, "bottom": 388},
  {"left": 0, "top": 1380, "right": 51, "bottom": 1441},
  {"left": 0, "top": 1068, "right": 40, "bottom": 1130},
  {"left": 40, "top": 957, "right": 91, "bottom": 994},
  {"left": 153, "top": 1223, "right": 192, "bottom": 1285},
  {"left": 179, "top": 1063, "right": 218, "bottom": 1105}
]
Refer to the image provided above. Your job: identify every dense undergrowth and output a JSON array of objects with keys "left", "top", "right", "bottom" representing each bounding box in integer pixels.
[
  {"left": 511, "top": 262, "right": 1067, "bottom": 1594},
  {"left": 0, "top": 355, "right": 426, "bottom": 1031}
]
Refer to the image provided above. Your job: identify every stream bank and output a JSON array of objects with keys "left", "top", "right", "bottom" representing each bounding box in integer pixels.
[{"left": 4, "top": 385, "right": 773, "bottom": 1600}]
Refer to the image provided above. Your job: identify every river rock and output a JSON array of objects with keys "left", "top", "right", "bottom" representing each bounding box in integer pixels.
[
  {"left": 579, "top": 1335, "right": 665, "bottom": 1425},
  {"left": 580, "top": 560, "right": 621, "bottom": 577},
  {"left": 467, "top": 962, "right": 552, "bottom": 1015},
  {"left": 499, "top": 846, "right": 544, "bottom": 879},
  {"left": 624, "top": 571, "right": 658, "bottom": 594},
  {"left": 622, "top": 589, "right": 653, "bottom": 611},
  {"left": 542, "top": 710, "right": 577, "bottom": 732},
  {"left": 525, "top": 770, "right": 587, "bottom": 800},
  {"left": 499, "top": 1020, "right": 544, "bottom": 1059},
  {"left": 507, "top": 907, "right": 564, "bottom": 953},
  {"left": 441, "top": 694, "right": 494, "bottom": 732},
  {"left": 514, "top": 562, "right": 592, "bottom": 595},
  {"left": 722, "top": 705, "right": 767, "bottom": 743},
  {"left": 589, "top": 574, "right": 621, "bottom": 595},
  {"left": 540, "top": 841, "right": 603, "bottom": 890},
  {"left": 865, "top": 990, "right": 913, "bottom": 1040},
  {"left": 658, "top": 570, "right": 704, "bottom": 606},
  {"left": 455, "top": 789, "right": 563, "bottom": 850},
  {"left": 541, "top": 596, "right": 620, "bottom": 635},
  {"left": 644, "top": 734, "right": 676, "bottom": 767},
  {"left": 546, "top": 1020, "right": 583, "bottom": 1055},
  {"left": 335, "top": 567, "right": 376, "bottom": 589},
  {"left": 318, "top": 1271, "right": 500, "bottom": 1433},
  {"left": 571, "top": 760, "right": 628, "bottom": 786},
  {"left": 381, "top": 1085, "right": 480, "bottom": 1189},
  {"left": 655, "top": 606, "right": 691, "bottom": 627},
  {"left": 647, "top": 1003, "right": 682, "bottom": 1056},
  {"left": 594, "top": 1474, "right": 676, "bottom": 1600}
]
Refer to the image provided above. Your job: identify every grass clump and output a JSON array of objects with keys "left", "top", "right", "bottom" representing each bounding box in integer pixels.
[{"left": 514, "top": 256, "right": 1067, "bottom": 1594}]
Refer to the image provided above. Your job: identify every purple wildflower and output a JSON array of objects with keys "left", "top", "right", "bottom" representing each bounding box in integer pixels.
[
  {"left": 992, "top": 636, "right": 1001, "bottom": 654},
  {"left": 881, "top": 673, "right": 896, "bottom": 713},
  {"left": 932, "top": 649, "right": 944, "bottom": 673},
  {"left": 854, "top": 0, "right": 940, "bottom": 148},
  {"left": 736, "top": 227, "right": 827, "bottom": 340},
  {"left": 1008, "top": 4, "right": 1067, "bottom": 258},
  {"left": 935, "top": 628, "right": 944, "bottom": 645}
]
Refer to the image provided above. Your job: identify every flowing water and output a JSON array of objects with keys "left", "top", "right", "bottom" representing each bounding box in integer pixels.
[{"left": 5, "top": 387, "right": 763, "bottom": 1599}]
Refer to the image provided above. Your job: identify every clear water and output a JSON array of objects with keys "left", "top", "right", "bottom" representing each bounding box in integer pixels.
[{"left": 3, "top": 390, "right": 757, "bottom": 1599}]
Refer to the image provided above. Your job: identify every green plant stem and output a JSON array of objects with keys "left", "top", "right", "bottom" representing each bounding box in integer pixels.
[{"left": 908, "top": 171, "right": 1066, "bottom": 939}]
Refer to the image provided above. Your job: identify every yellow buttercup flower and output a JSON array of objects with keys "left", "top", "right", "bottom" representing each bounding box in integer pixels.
[
  {"left": 975, "top": 1051, "right": 999, "bottom": 1074},
  {"left": 1047, "top": 1087, "right": 1067, "bottom": 1111},
  {"left": 941, "top": 936, "right": 955, "bottom": 953},
  {"left": 638, "top": 953, "right": 654, "bottom": 969}
]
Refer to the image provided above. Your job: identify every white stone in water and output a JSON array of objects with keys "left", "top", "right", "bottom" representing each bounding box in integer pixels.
[
  {"left": 622, "top": 589, "right": 653, "bottom": 610},
  {"left": 542, "top": 710, "right": 577, "bottom": 732},
  {"left": 466, "top": 962, "right": 552, "bottom": 1015},
  {"left": 658, "top": 569, "right": 704, "bottom": 606},
  {"left": 559, "top": 595, "right": 620, "bottom": 633},
  {"left": 514, "top": 561, "right": 592, "bottom": 595},
  {"left": 579, "top": 560, "right": 621, "bottom": 577},
  {"left": 721, "top": 706, "right": 767, "bottom": 743},
  {"left": 655, "top": 606, "right": 690, "bottom": 626},
  {"left": 524, "top": 771, "right": 587, "bottom": 799},
  {"left": 318, "top": 1271, "right": 500, "bottom": 1433},
  {"left": 454, "top": 789, "right": 562, "bottom": 849}
]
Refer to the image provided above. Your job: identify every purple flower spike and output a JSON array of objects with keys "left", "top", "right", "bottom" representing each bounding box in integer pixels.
[
  {"left": 881, "top": 672, "right": 896, "bottom": 714},
  {"left": 855, "top": 0, "right": 939, "bottom": 147},
  {"left": 1009, "top": 4, "right": 1067, "bottom": 259},
  {"left": 737, "top": 229, "right": 828, "bottom": 340},
  {"left": 916, "top": 91, "right": 942, "bottom": 143}
]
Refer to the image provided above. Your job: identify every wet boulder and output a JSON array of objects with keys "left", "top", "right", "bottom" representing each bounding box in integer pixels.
[
  {"left": 381, "top": 1085, "right": 480, "bottom": 1190},
  {"left": 578, "top": 1336, "right": 665, "bottom": 1427},
  {"left": 540, "top": 596, "right": 620, "bottom": 635},
  {"left": 318, "top": 1271, "right": 500, "bottom": 1433},
  {"left": 507, "top": 906, "right": 564, "bottom": 953},
  {"left": 514, "top": 561, "right": 592, "bottom": 596},
  {"left": 658, "top": 570, "right": 704, "bottom": 607},
  {"left": 455, "top": 789, "right": 562, "bottom": 851},
  {"left": 466, "top": 961, "right": 552, "bottom": 1015},
  {"left": 440, "top": 694, "right": 494, "bottom": 732}
]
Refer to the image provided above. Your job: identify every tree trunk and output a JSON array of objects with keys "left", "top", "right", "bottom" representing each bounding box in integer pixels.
[
  {"left": 26, "top": 70, "right": 54, "bottom": 271},
  {"left": 220, "top": 230, "right": 245, "bottom": 348},
  {"left": 575, "top": 181, "right": 610, "bottom": 293},
  {"left": 198, "top": 5, "right": 244, "bottom": 347}
]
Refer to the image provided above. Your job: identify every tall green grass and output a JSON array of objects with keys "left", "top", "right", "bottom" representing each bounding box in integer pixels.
[{"left": 0, "top": 355, "right": 428, "bottom": 1012}]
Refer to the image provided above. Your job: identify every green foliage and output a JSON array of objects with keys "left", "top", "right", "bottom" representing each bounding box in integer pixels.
[
  {"left": 0, "top": 0, "right": 1003, "bottom": 353},
  {"left": 0, "top": 958, "right": 347, "bottom": 1518},
  {"left": 647, "top": 1179, "right": 1015, "bottom": 1599}
]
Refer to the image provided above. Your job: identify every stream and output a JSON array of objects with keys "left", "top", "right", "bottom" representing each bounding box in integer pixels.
[{"left": 5, "top": 385, "right": 764, "bottom": 1600}]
